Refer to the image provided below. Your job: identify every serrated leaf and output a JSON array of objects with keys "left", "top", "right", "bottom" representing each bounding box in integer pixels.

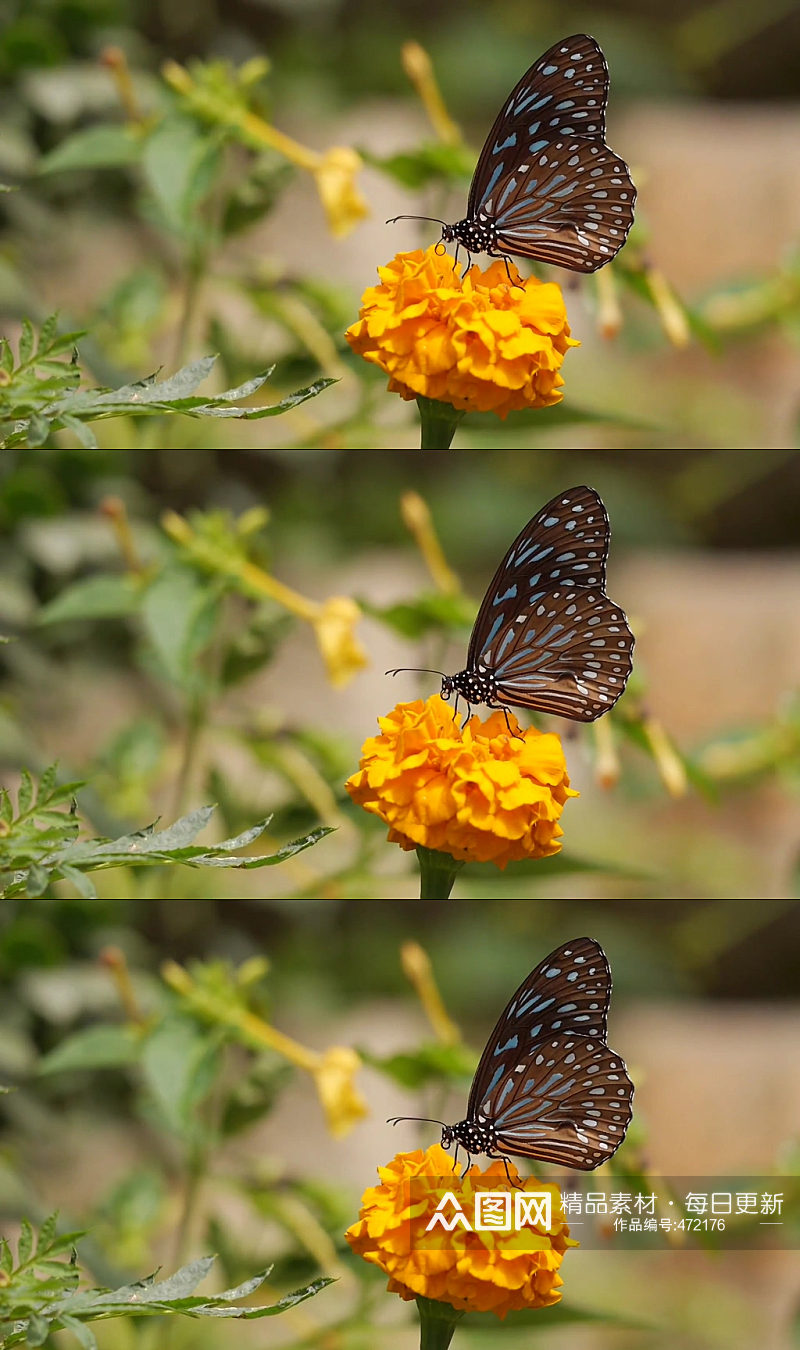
[
  {"left": 34, "top": 1213, "right": 58, "bottom": 1255},
  {"left": 17, "top": 769, "right": 34, "bottom": 817},
  {"left": 0, "top": 1235, "right": 12, "bottom": 1274},
  {"left": 0, "top": 337, "right": 13, "bottom": 375},
  {"left": 18, "top": 319, "right": 35, "bottom": 366},
  {"left": 38, "top": 126, "right": 142, "bottom": 175},
  {"left": 192, "top": 1276, "right": 334, "bottom": 1318},
  {"left": 85, "top": 358, "right": 216, "bottom": 407},
  {"left": 17, "top": 1217, "right": 34, "bottom": 1265},
  {"left": 190, "top": 825, "right": 333, "bottom": 869},
  {"left": 0, "top": 787, "right": 12, "bottom": 827},
  {"left": 89, "top": 1256, "right": 216, "bottom": 1306},
  {"left": 192, "top": 377, "right": 335, "bottom": 419},
  {"left": 37, "top": 576, "right": 140, "bottom": 626},
  {"left": 37, "top": 1025, "right": 140, "bottom": 1076},
  {"left": 35, "top": 765, "right": 58, "bottom": 806},
  {"left": 36, "top": 314, "right": 59, "bottom": 355}
]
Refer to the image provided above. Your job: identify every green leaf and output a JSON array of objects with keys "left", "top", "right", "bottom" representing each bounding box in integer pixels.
[
  {"left": 141, "top": 117, "right": 220, "bottom": 236},
  {"left": 56, "top": 862, "right": 97, "bottom": 898},
  {"left": 139, "top": 1018, "right": 219, "bottom": 1136},
  {"left": 361, "top": 141, "right": 474, "bottom": 190},
  {"left": 19, "top": 319, "right": 35, "bottom": 366},
  {"left": 18, "top": 1217, "right": 34, "bottom": 1265},
  {"left": 37, "top": 1026, "right": 140, "bottom": 1076},
  {"left": 36, "top": 314, "right": 59, "bottom": 354},
  {"left": 34, "top": 1213, "right": 58, "bottom": 1255},
  {"left": 361, "top": 1041, "right": 476, "bottom": 1089},
  {"left": 35, "top": 765, "right": 57, "bottom": 806},
  {"left": 140, "top": 566, "right": 214, "bottom": 686},
  {"left": 38, "top": 126, "right": 142, "bottom": 175},
  {"left": 37, "top": 575, "right": 140, "bottom": 625},
  {"left": 58, "top": 412, "right": 98, "bottom": 449},
  {"left": 362, "top": 591, "right": 474, "bottom": 639},
  {"left": 24, "top": 1312, "right": 50, "bottom": 1346},
  {"left": 91, "top": 1256, "right": 216, "bottom": 1306},
  {"left": 17, "top": 769, "right": 34, "bottom": 817},
  {"left": 25, "top": 412, "right": 52, "bottom": 446},
  {"left": 56, "top": 1313, "right": 98, "bottom": 1350}
]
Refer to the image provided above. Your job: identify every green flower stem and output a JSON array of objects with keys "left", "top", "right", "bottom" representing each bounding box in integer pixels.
[
  {"left": 416, "top": 1296, "right": 465, "bottom": 1350},
  {"left": 416, "top": 845, "right": 464, "bottom": 899},
  {"left": 417, "top": 395, "right": 465, "bottom": 449}
]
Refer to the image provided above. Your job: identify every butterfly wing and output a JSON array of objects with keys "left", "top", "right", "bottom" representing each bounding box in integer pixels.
[
  {"left": 481, "top": 1033, "right": 634, "bottom": 1169},
  {"left": 466, "top": 35, "right": 635, "bottom": 272},
  {"left": 467, "top": 938, "right": 612, "bottom": 1119},
  {"left": 468, "top": 34, "right": 610, "bottom": 220},
  {"left": 486, "top": 586, "right": 634, "bottom": 721},
  {"left": 488, "top": 139, "right": 635, "bottom": 273}
]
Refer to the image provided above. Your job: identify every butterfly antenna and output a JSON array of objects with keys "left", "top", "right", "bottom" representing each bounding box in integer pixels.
[
  {"left": 386, "top": 214, "right": 449, "bottom": 228},
  {"left": 385, "top": 667, "right": 447, "bottom": 679},
  {"left": 387, "top": 1115, "right": 448, "bottom": 1129}
]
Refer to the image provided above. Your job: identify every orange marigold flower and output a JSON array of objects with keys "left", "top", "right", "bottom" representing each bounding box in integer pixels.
[
  {"left": 345, "top": 695, "right": 577, "bottom": 869},
  {"left": 345, "top": 1145, "right": 575, "bottom": 1318},
  {"left": 345, "top": 247, "right": 579, "bottom": 419}
]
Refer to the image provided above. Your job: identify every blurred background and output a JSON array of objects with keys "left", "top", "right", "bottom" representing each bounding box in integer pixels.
[
  {"left": 1, "top": 0, "right": 799, "bottom": 446},
  {"left": 1, "top": 898, "right": 798, "bottom": 1350},
  {"left": 1, "top": 446, "right": 798, "bottom": 898}
]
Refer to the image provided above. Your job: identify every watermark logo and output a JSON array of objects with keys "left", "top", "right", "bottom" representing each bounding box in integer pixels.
[{"left": 426, "top": 1190, "right": 552, "bottom": 1234}]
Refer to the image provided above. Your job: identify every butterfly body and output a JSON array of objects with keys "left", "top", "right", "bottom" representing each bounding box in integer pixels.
[
  {"left": 429, "top": 938, "right": 633, "bottom": 1173},
  {"left": 437, "top": 485, "right": 634, "bottom": 725},
  {"left": 393, "top": 35, "right": 636, "bottom": 273}
]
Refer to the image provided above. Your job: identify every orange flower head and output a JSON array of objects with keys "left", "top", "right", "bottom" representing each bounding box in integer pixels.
[
  {"left": 345, "top": 247, "right": 579, "bottom": 419},
  {"left": 345, "top": 694, "right": 577, "bottom": 870},
  {"left": 345, "top": 1145, "right": 575, "bottom": 1318}
]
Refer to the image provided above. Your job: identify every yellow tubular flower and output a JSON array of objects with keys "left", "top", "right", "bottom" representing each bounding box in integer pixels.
[
  {"left": 345, "top": 1146, "right": 575, "bottom": 1318},
  {"left": 345, "top": 247, "right": 579, "bottom": 420},
  {"left": 345, "top": 695, "right": 577, "bottom": 870},
  {"left": 312, "top": 1047, "right": 368, "bottom": 1138},
  {"left": 312, "top": 596, "right": 368, "bottom": 687}
]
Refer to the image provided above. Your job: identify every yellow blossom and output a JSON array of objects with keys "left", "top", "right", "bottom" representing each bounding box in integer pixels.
[
  {"left": 345, "top": 247, "right": 578, "bottom": 419},
  {"left": 161, "top": 59, "right": 369, "bottom": 238},
  {"left": 313, "top": 146, "right": 369, "bottom": 237},
  {"left": 345, "top": 1145, "right": 574, "bottom": 1318},
  {"left": 345, "top": 695, "right": 577, "bottom": 869},
  {"left": 161, "top": 960, "right": 368, "bottom": 1137},
  {"left": 312, "top": 1046, "right": 368, "bottom": 1138},
  {"left": 312, "top": 596, "right": 368, "bottom": 687}
]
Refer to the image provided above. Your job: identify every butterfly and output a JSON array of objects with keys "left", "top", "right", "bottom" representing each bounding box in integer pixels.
[
  {"left": 388, "top": 485, "right": 635, "bottom": 727},
  {"left": 389, "top": 937, "right": 634, "bottom": 1175},
  {"left": 389, "top": 34, "right": 636, "bottom": 274}
]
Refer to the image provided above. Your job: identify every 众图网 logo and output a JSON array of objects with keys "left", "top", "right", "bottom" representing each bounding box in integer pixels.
[{"left": 425, "top": 1190, "right": 553, "bottom": 1233}]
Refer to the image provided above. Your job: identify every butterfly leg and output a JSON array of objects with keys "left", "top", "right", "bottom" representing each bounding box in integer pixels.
[
  {"left": 500, "top": 705, "right": 525, "bottom": 742},
  {"left": 500, "top": 254, "right": 525, "bottom": 291},
  {"left": 500, "top": 1155, "right": 525, "bottom": 1190}
]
